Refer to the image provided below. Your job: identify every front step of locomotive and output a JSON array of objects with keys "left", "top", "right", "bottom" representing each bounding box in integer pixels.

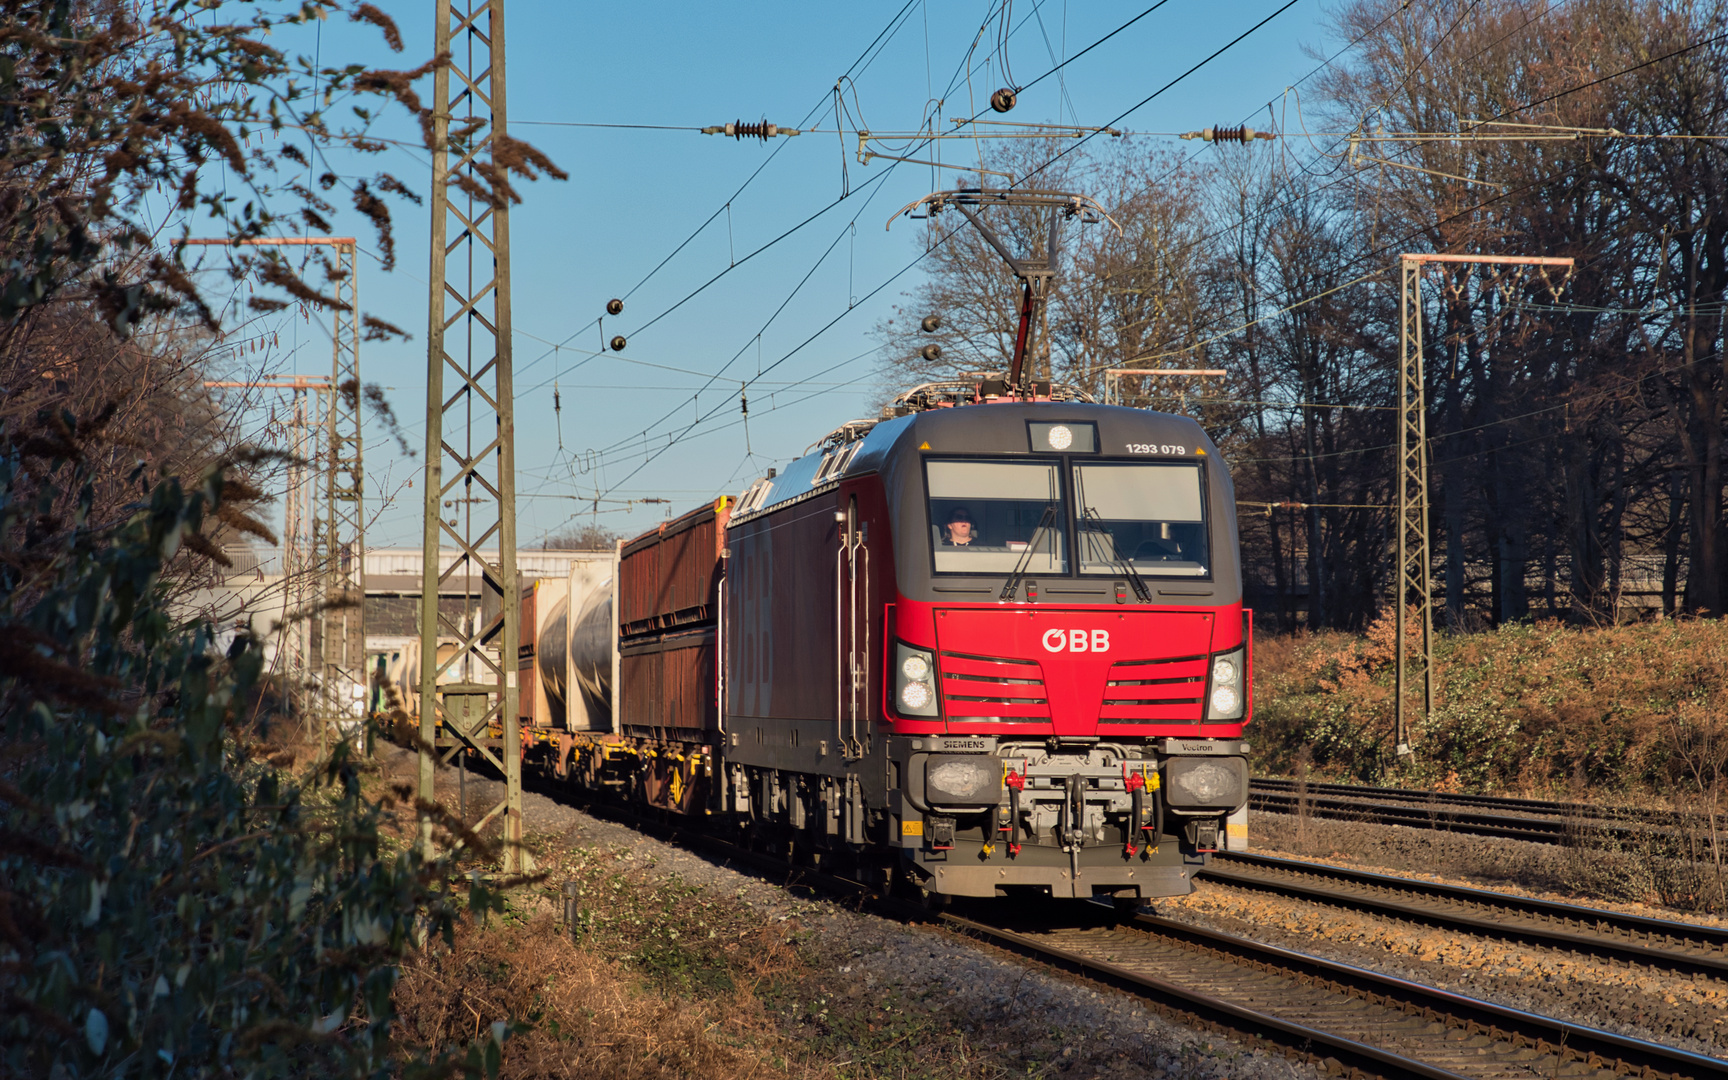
[{"left": 886, "top": 735, "right": 1247, "bottom": 899}]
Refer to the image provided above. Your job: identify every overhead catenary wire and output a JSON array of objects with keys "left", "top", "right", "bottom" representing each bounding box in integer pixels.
[
  {"left": 377, "top": 0, "right": 933, "bottom": 457},
  {"left": 375, "top": 0, "right": 1580, "bottom": 552},
  {"left": 572, "top": 2, "right": 1303, "bottom": 510},
  {"left": 507, "top": 2, "right": 1097, "bottom": 442},
  {"left": 542, "top": 0, "right": 1412, "bottom": 518},
  {"left": 519, "top": 0, "right": 1181, "bottom": 403},
  {"left": 1231, "top": 347, "right": 1727, "bottom": 469},
  {"left": 1072, "top": 19, "right": 1728, "bottom": 385},
  {"left": 538, "top": 0, "right": 1693, "bottom": 520},
  {"left": 524, "top": 1, "right": 1172, "bottom": 481},
  {"left": 561, "top": 22, "right": 1667, "bottom": 495},
  {"left": 724, "top": 10, "right": 1710, "bottom": 487}
]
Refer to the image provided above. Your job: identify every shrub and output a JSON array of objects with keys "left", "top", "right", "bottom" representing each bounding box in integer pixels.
[
  {"left": 0, "top": 416, "right": 500, "bottom": 1078},
  {"left": 1251, "top": 613, "right": 1728, "bottom": 798}
]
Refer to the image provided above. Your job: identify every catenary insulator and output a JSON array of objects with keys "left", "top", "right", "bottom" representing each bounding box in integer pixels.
[
  {"left": 990, "top": 87, "right": 1017, "bottom": 113},
  {"left": 920, "top": 314, "right": 942, "bottom": 333},
  {"left": 701, "top": 121, "right": 801, "bottom": 139},
  {"left": 610, "top": 335, "right": 627, "bottom": 352},
  {"left": 606, "top": 298, "right": 624, "bottom": 315},
  {"left": 1180, "top": 125, "right": 1271, "bottom": 143}
]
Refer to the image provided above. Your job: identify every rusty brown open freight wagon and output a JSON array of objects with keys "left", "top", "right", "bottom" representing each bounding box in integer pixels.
[{"left": 617, "top": 498, "right": 730, "bottom": 738}]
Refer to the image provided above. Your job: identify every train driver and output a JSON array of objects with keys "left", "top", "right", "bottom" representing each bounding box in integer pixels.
[{"left": 943, "top": 507, "right": 976, "bottom": 546}]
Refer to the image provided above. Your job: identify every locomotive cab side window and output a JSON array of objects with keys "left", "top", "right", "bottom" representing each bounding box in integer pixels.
[
  {"left": 925, "top": 459, "right": 1068, "bottom": 574},
  {"left": 1072, "top": 461, "right": 1210, "bottom": 578}
]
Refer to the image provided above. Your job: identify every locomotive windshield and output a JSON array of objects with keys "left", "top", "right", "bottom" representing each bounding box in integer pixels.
[
  {"left": 926, "top": 459, "right": 1068, "bottom": 574},
  {"left": 1073, "top": 462, "right": 1209, "bottom": 577},
  {"left": 923, "top": 457, "right": 1210, "bottom": 578}
]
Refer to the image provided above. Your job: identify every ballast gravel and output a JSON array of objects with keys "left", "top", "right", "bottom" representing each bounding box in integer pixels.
[
  {"left": 377, "top": 744, "right": 1317, "bottom": 1080},
  {"left": 1172, "top": 813, "right": 1728, "bottom": 1060}
]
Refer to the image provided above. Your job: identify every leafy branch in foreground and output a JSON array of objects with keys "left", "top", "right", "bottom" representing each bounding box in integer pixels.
[
  {"left": 0, "top": 411, "right": 509, "bottom": 1079},
  {"left": 0, "top": 0, "right": 561, "bottom": 337}
]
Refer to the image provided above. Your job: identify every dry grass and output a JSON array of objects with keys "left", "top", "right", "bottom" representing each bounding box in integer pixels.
[
  {"left": 394, "top": 916, "right": 809, "bottom": 1080},
  {"left": 387, "top": 827, "right": 1231, "bottom": 1080}
]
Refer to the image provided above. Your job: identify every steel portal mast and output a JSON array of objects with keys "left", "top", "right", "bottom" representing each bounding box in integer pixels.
[
  {"left": 320, "top": 241, "right": 365, "bottom": 747},
  {"left": 188, "top": 236, "right": 364, "bottom": 746},
  {"left": 203, "top": 373, "right": 332, "bottom": 730},
  {"left": 1393, "top": 253, "right": 1573, "bottom": 758},
  {"left": 418, "top": 0, "right": 525, "bottom": 872},
  {"left": 1394, "top": 256, "right": 1432, "bottom": 760}
]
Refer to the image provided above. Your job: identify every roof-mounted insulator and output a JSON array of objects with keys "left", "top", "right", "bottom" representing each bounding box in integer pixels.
[
  {"left": 1180, "top": 125, "right": 1274, "bottom": 143},
  {"left": 702, "top": 120, "right": 802, "bottom": 140}
]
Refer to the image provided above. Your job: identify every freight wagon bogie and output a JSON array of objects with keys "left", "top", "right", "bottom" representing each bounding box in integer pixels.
[{"left": 506, "top": 389, "right": 1251, "bottom": 903}]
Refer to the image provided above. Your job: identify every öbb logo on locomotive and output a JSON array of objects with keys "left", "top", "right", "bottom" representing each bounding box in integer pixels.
[
  {"left": 1042, "top": 628, "right": 1111, "bottom": 653},
  {"left": 436, "top": 380, "right": 1252, "bottom": 906}
]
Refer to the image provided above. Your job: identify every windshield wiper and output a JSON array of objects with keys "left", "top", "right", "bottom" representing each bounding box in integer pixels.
[
  {"left": 1082, "top": 506, "right": 1151, "bottom": 603},
  {"left": 1000, "top": 503, "right": 1056, "bottom": 602}
]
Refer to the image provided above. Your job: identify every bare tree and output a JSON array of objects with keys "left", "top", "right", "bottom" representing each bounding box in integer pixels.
[{"left": 876, "top": 138, "right": 1220, "bottom": 395}]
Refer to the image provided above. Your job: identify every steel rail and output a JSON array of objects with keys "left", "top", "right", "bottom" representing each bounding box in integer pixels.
[
  {"left": 941, "top": 913, "right": 1466, "bottom": 1079},
  {"left": 1105, "top": 915, "right": 1728, "bottom": 1080},
  {"left": 522, "top": 769, "right": 1476, "bottom": 1077},
  {"left": 1204, "top": 852, "right": 1728, "bottom": 980},
  {"left": 1252, "top": 777, "right": 1682, "bottom": 822},
  {"left": 1246, "top": 788, "right": 1655, "bottom": 845},
  {"left": 952, "top": 907, "right": 1728, "bottom": 1079}
]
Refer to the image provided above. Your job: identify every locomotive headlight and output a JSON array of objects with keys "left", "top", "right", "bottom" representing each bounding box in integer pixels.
[
  {"left": 901, "top": 681, "right": 933, "bottom": 710},
  {"left": 1205, "top": 645, "right": 1247, "bottom": 720},
  {"left": 1210, "top": 684, "right": 1241, "bottom": 715},
  {"left": 894, "top": 641, "right": 939, "bottom": 717}
]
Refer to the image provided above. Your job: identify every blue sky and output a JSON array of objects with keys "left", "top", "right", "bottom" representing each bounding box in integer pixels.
[{"left": 212, "top": 0, "right": 1342, "bottom": 548}]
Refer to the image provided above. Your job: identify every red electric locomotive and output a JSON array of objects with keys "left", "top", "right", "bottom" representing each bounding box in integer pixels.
[{"left": 534, "top": 377, "right": 1251, "bottom": 905}]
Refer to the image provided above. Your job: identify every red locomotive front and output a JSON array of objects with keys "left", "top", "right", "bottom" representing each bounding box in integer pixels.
[{"left": 723, "top": 390, "right": 1250, "bottom": 903}]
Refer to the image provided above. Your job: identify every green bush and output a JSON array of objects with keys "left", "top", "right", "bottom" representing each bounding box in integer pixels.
[{"left": 0, "top": 420, "right": 501, "bottom": 1078}]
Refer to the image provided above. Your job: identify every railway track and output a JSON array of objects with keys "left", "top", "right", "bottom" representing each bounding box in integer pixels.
[
  {"left": 545, "top": 788, "right": 1727, "bottom": 1078},
  {"left": 1251, "top": 778, "right": 1628, "bottom": 820},
  {"left": 505, "top": 761, "right": 1728, "bottom": 1078},
  {"left": 1247, "top": 780, "right": 1651, "bottom": 844},
  {"left": 1202, "top": 852, "right": 1728, "bottom": 980},
  {"left": 951, "top": 909, "right": 1728, "bottom": 1080},
  {"left": 1249, "top": 777, "right": 1723, "bottom": 845}
]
